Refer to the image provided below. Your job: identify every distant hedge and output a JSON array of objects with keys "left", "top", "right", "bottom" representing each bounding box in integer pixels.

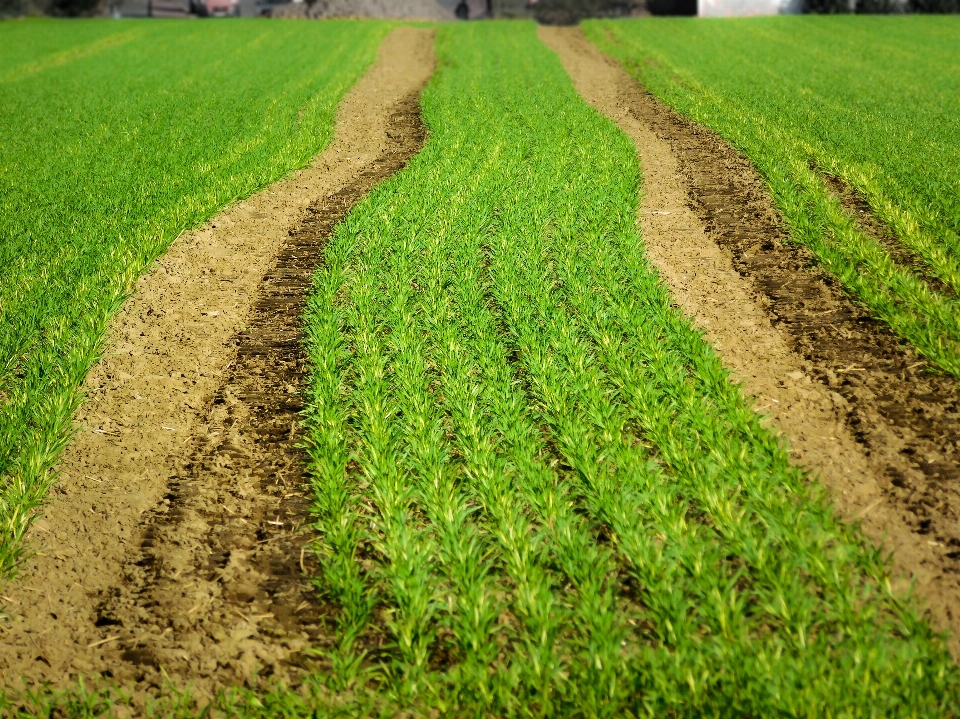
[{"left": 806, "top": 0, "right": 958, "bottom": 12}]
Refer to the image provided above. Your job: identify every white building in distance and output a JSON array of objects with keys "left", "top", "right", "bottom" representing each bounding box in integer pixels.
[{"left": 699, "top": 0, "right": 802, "bottom": 16}]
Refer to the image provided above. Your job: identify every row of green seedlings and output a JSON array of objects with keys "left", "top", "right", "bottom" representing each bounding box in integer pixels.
[
  {"left": 585, "top": 19, "right": 960, "bottom": 378},
  {"left": 302, "top": 22, "right": 959, "bottom": 717}
]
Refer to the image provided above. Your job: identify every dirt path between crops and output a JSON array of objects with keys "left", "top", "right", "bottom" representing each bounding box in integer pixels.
[
  {"left": 541, "top": 26, "right": 960, "bottom": 656},
  {"left": 0, "top": 25, "right": 434, "bottom": 702}
]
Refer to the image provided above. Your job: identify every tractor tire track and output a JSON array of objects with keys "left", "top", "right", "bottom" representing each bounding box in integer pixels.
[
  {"left": 0, "top": 25, "right": 434, "bottom": 701},
  {"left": 541, "top": 26, "right": 960, "bottom": 656}
]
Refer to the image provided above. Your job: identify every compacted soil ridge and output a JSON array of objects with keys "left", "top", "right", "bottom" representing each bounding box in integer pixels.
[
  {"left": 102, "top": 95, "right": 427, "bottom": 693},
  {"left": 0, "top": 25, "right": 435, "bottom": 700},
  {"left": 541, "top": 26, "right": 960, "bottom": 653}
]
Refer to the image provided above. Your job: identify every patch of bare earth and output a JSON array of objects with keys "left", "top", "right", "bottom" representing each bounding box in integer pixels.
[
  {"left": 0, "top": 25, "right": 434, "bottom": 701},
  {"left": 541, "top": 26, "right": 960, "bottom": 655}
]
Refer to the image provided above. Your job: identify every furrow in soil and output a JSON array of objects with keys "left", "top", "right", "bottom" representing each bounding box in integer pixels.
[
  {"left": 0, "top": 25, "right": 435, "bottom": 700},
  {"left": 104, "top": 96, "right": 426, "bottom": 695},
  {"left": 540, "top": 25, "right": 960, "bottom": 655}
]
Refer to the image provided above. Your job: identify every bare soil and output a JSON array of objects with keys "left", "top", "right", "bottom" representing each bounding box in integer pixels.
[
  {"left": 0, "top": 25, "right": 434, "bottom": 701},
  {"left": 541, "top": 26, "right": 960, "bottom": 654}
]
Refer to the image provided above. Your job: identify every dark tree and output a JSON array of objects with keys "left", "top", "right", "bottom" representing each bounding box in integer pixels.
[
  {"left": 528, "top": 0, "right": 639, "bottom": 24},
  {"left": 49, "top": 0, "right": 103, "bottom": 14},
  {"left": 805, "top": 0, "right": 852, "bottom": 11},
  {"left": 910, "top": 0, "right": 958, "bottom": 11}
]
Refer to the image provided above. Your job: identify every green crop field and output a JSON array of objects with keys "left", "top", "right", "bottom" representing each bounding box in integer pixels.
[
  {"left": 0, "top": 19, "right": 390, "bottom": 583},
  {"left": 300, "top": 21, "right": 958, "bottom": 717},
  {"left": 3, "top": 15, "right": 960, "bottom": 719},
  {"left": 586, "top": 16, "right": 960, "bottom": 378}
]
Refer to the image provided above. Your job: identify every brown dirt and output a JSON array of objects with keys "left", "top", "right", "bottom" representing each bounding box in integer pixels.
[
  {"left": 0, "top": 25, "right": 434, "bottom": 701},
  {"left": 540, "top": 26, "right": 960, "bottom": 654}
]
